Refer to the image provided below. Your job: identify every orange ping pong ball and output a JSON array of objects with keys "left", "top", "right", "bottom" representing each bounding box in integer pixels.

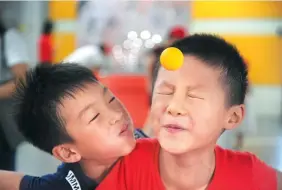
[{"left": 160, "top": 47, "right": 184, "bottom": 71}]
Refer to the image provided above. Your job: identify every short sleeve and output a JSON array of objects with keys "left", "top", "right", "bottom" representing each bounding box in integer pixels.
[
  {"left": 19, "top": 174, "right": 67, "bottom": 190},
  {"left": 20, "top": 163, "right": 97, "bottom": 190}
]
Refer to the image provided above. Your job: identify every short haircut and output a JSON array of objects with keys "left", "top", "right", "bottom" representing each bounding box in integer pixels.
[
  {"left": 13, "top": 63, "right": 98, "bottom": 154},
  {"left": 152, "top": 34, "right": 248, "bottom": 106}
]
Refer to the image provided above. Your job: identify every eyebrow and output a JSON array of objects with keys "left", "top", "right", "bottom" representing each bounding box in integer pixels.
[
  {"left": 78, "top": 102, "right": 95, "bottom": 120},
  {"left": 158, "top": 80, "right": 204, "bottom": 91},
  {"left": 158, "top": 81, "right": 174, "bottom": 89},
  {"left": 187, "top": 84, "right": 205, "bottom": 91},
  {"left": 77, "top": 86, "right": 109, "bottom": 119}
]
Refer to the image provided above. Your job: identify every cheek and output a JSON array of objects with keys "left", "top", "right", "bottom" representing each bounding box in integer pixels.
[
  {"left": 151, "top": 93, "right": 171, "bottom": 108},
  {"left": 150, "top": 97, "right": 167, "bottom": 133},
  {"left": 72, "top": 128, "right": 105, "bottom": 146},
  {"left": 191, "top": 100, "right": 225, "bottom": 137},
  {"left": 112, "top": 100, "right": 131, "bottom": 119},
  {"left": 191, "top": 100, "right": 214, "bottom": 121},
  {"left": 73, "top": 128, "right": 123, "bottom": 158}
]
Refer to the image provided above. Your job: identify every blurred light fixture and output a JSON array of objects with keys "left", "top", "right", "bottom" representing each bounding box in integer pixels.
[
  {"left": 144, "top": 39, "right": 155, "bottom": 49},
  {"left": 140, "top": 30, "right": 151, "bottom": 40},
  {"left": 152, "top": 34, "right": 162, "bottom": 43},
  {"left": 123, "top": 39, "right": 132, "bottom": 49},
  {"left": 127, "top": 31, "right": 138, "bottom": 40}
]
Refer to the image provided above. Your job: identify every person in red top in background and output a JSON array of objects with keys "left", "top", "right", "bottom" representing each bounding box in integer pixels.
[
  {"left": 97, "top": 34, "right": 281, "bottom": 190},
  {"left": 62, "top": 43, "right": 112, "bottom": 79},
  {"left": 38, "top": 19, "right": 53, "bottom": 65}
]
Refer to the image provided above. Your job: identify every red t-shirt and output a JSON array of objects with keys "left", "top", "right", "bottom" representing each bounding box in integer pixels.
[
  {"left": 97, "top": 139, "right": 277, "bottom": 190},
  {"left": 38, "top": 34, "right": 52, "bottom": 63}
]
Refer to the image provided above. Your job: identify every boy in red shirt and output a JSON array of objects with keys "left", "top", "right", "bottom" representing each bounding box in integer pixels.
[{"left": 97, "top": 34, "right": 280, "bottom": 190}]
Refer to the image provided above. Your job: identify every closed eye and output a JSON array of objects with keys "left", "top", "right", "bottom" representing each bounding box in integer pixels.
[
  {"left": 157, "top": 92, "right": 173, "bottom": 95},
  {"left": 89, "top": 113, "right": 100, "bottom": 123},
  {"left": 188, "top": 94, "right": 204, "bottom": 100},
  {"left": 109, "top": 97, "right": 115, "bottom": 103},
  {"left": 89, "top": 97, "right": 115, "bottom": 124}
]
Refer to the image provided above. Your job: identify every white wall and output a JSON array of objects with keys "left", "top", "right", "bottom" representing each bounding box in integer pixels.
[{"left": 251, "top": 86, "right": 282, "bottom": 118}]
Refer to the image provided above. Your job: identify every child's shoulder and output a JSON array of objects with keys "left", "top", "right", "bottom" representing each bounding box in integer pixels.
[
  {"left": 216, "top": 146, "right": 259, "bottom": 171},
  {"left": 216, "top": 146, "right": 253, "bottom": 162},
  {"left": 215, "top": 146, "right": 277, "bottom": 189}
]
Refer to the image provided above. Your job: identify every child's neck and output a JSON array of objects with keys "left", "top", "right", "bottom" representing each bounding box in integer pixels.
[
  {"left": 159, "top": 145, "right": 216, "bottom": 190},
  {"left": 80, "top": 157, "right": 119, "bottom": 182}
]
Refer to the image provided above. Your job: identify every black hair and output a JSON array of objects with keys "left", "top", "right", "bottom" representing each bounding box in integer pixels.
[
  {"left": 42, "top": 19, "right": 53, "bottom": 35},
  {"left": 13, "top": 63, "right": 98, "bottom": 154},
  {"left": 99, "top": 44, "right": 105, "bottom": 54},
  {"left": 152, "top": 34, "right": 248, "bottom": 106},
  {"left": 99, "top": 43, "right": 108, "bottom": 55}
]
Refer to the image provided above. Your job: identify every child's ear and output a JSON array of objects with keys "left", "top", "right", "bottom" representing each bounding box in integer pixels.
[
  {"left": 224, "top": 104, "right": 245, "bottom": 130},
  {"left": 52, "top": 144, "right": 81, "bottom": 163}
]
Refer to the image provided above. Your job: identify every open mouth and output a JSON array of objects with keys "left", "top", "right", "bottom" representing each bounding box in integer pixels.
[{"left": 163, "top": 124, "right": 185, "bottom": 133}]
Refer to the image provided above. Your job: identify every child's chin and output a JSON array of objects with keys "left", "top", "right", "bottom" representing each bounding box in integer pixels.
[
  {"left": 121, "top": 140, "right": 136, "bottom": 156},
  {"left": 159, "top": 137, "right": 191, "bottom": 155}
]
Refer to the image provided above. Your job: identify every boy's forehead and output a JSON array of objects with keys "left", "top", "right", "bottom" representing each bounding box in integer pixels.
[
  {"left": 156, "top": 55, "right": 221, "bottom": 86},
  {"left": 61, "top": 82, "right": 105, "bottom": 103},
  {"left": 59, "top": 82, "right": 108, "bottom": 118}
]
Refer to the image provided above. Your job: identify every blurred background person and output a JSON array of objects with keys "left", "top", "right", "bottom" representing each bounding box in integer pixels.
[
  {"left": 38, "top": 19, "right": 53, "bottom": 65},
  {"left": 63, "top": 43, "right": 112, "bottom": 77},
  {"left": 0, "top": 10, "right": 29, "bottom": 171}
]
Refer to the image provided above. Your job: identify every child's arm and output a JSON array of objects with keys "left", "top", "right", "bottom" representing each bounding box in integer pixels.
[{"left": 0, "top": 170, "right": 23, "bottom": 190}]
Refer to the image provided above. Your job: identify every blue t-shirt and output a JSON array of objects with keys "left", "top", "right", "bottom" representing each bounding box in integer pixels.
[{"left": 20, "top": 129, "right": 147, "bottom": 190}]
